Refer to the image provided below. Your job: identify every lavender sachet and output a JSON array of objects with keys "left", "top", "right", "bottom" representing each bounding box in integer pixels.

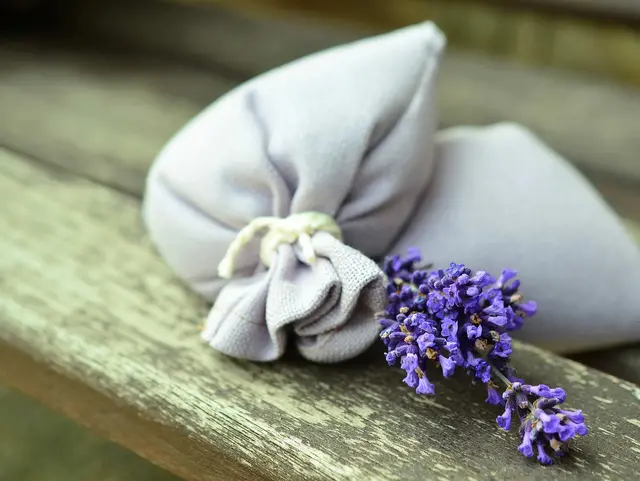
[{"left": 380, "top": 249, "right": 589, "bottom": 465}]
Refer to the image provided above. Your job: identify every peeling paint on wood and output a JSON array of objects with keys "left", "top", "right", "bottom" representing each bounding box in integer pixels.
[{"left": 0, "top": 147, "right": 638, "bottom": 480}]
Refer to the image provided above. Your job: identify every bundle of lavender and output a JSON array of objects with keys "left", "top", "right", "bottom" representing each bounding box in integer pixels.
[{"left": 380, "top": 249, "right": 588, "bottom": 465}]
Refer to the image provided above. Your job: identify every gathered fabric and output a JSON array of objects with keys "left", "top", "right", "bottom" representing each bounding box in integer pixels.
[
  {"left": 217, "top": 212, "right": 342, "bottom": 279},
  {"left": 143, "top": 22, "right": 445, "bottom": 362}
]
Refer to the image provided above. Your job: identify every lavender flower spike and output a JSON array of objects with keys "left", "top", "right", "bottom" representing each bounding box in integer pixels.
[
  {"left": 502, "top": 384, "right": 588, "bottom": 463},
  {"left": 379, "top": 248, "right": 588, "bottom": 465}
]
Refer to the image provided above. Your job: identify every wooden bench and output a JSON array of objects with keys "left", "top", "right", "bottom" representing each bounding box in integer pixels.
[{"left": 1, "top": 2, "right": 639, "bottom": 479}]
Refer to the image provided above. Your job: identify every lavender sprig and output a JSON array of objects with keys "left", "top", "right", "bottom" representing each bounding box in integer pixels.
[{"left": 380, "top": 249, "right": 588, "bottom": 464}]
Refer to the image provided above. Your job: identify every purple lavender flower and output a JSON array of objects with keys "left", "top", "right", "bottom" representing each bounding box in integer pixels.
[
  {"left": 466, "top": 324, "right": 482, "bottom": 339},
  {"left": 485, "top": 383, "right": 502, "bottom": 405},
  {"left": 416, "top": 373, "right": 436, "bottom": 395},
  {"left": 440, "top": 317, "right": 458, "bottom": 339},
  {"left": 490, "top": 333, "right": 513, "bottom": 359},
  {"left": 496, "top": 269, "right": 518, "bottom": 288},
  {"left": 439, "top": 354, "right": 456, "bottom": 378},
  {"left": 379, "top": 249, "right": 587, "bottom": 465},
  {"left": 522, "top": 384, "right": 567, "bottom": 403},
  {"left": 503, "top": 386, "right": 589, "bottom": 464},
  {"left": 380, "top": 251, "right": 537, "bottom": 398}
]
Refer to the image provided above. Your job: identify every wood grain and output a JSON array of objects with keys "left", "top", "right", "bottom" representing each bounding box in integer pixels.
[
  {"left": 153, "top": 0, "right": 640, "bottom": 83},
  {"left": 2, "top": 39, "right": 640, "bottom": 205},
  {"left": 518, "top": 0, "right": 640, "bottom": 18},
  {"left": 626, "top": 220, "right": 640, "bottom": 243},
  {"left": 0, "top": 40, "right": 234, "bottom": 196},
  {"left": 572, "top": 344, "right": 640, "bottom": 387},
  {"left": 0, "top": 146, "right": 639, "bottom": 480},
  {"left": 177, "top": 0, "right": 640, "bottom": 21}
]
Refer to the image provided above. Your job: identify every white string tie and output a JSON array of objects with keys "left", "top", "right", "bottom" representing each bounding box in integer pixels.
[{"left": 217, "top": 212, "right": 342, "bottom": 279}]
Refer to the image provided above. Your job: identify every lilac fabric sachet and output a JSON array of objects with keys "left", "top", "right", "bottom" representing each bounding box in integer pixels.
[
  {"left": 143, "top": 22, "right": 446, "bottom": 362},
  {"left": 143, "top": 21, "right": 640, "bottom": 365}
]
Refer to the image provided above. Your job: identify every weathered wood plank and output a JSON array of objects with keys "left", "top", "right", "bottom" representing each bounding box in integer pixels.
[
  {"left": 581, "top": 173, "right": 640, "bottom": 225},
  {"left": 63, "top": 0, "right": 640, "bottom": 84},
  {"left": 626, "top": 219, "right": 640, "bottom": 243},
  {"left": 439, "top": 53, "right": 640, "bottom": 185},
  {"left": 572, "top": 344, "right": 640, "bottom": 387},
  {"left": 0, "top": 147, "right": 639, "bottom": 480},
  {"left": 519, "top": 0, "right": 640, "bottom": 18},
  {"left": 2, "top": 39, "right": 640, "bottom": 213},
  {"left": 38, "top": 2, "right": 640, "bottom": 183},
  {"left": 181, "top": 0, "right": 640, "bottom": 20},
  {"left": 0, "top": 40, "right": 234, "bottom": 196}
]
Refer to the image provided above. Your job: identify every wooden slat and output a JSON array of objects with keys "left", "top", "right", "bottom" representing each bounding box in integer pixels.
[
  {"left": 626, "top": 220, "right": 640, "bottom": 243},
  {"left": 581, "top": 173, "right": 640, "bottom": 225},
  {"left": 104, "top": 0, "right": 640, "bottom": 84},
  {"left": 438, "top": 54, "right": 640, "bottom": 185},
  {"left": 573, "top": 344, "right": 640, "bottom": 387},
  {"left": 178, "top": 0, "right": 640, "bottom": 20},
  {"left": 519, "top": 0, "right": 640, "bottom": 18},
  {"left": 2, "top": 38, "right": 640, "bottom": 210},
  {"left": 47, "top": 1, "right": 640, "bottom": 185},
  {"left": 0, "top": 40, "right": 235, "bottom": 196},
  {"left": 1, "top": 146, "right": 639, "bottom": 480}
]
